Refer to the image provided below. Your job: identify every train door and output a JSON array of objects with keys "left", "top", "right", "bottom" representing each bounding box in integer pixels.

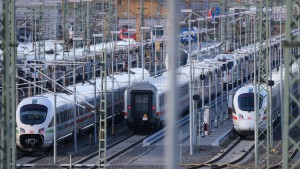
[{"left": 131, "top": 91, "right": 152, "bottom": 120}]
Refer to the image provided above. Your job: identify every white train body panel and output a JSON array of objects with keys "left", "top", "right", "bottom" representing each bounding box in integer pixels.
[{"left": 16, "top": 68, "right": 150, "bottom": 151}]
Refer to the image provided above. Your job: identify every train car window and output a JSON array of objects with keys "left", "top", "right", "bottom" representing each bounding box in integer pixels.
[
  {"left": 135, "top": 95, "right": 142, "bottom": 103},
  {"left": 56, "top": 113, "right": 60, "bottom": 124},
  {"left": 238, "top": 93, "right": 264, "bottom": 111},
  {"left": 79, "top": 106, "right": 84, "bottom": 116},
  {"left": 20, "top": 104, "right": 47, "bottom": 125},
  {"left": 227, "top": 61, "right": 233, "bottom": 70},
  {"left": 48, "top": 117, "right": 54, "bottom": 128},
  {"left": 142, "top": 95, "right": 149, "bottom": 103},
  {"left": 65, "top": 111, "right": 69, "bottom": 122},
  {"left": 179, "top": 85, "right": 187, "bottom": 97},
  {"left": 60, "top": 112, "right": 65, "bottom": 123},
  {"left": 59, "top": 112, "right": 63, "bottom": 123},
  {"left": 68, "top": 109, "right": 73, "bottom": 119},
  {"left": 159, "top": 95, "right": 165, "bottom": 107}
]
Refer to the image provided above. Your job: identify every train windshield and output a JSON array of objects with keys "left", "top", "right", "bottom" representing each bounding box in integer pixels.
[
  {"left": 20, "top": 104, "right": 48, "bottom": 125},
  {"left": 238, "top": 93, "right": 263, "bottom": 111}
]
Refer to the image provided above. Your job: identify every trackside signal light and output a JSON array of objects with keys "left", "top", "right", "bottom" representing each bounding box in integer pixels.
[
  {"left": 152, "top": 106, "right": 156, "bottom": 110},
  {"left": 128, "top": 105, "right": 132, "bottom": 109}
]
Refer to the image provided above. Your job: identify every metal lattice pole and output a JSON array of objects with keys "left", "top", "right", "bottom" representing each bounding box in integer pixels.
[
  {"left": 98, "top": 0, "right": 115, "bottom": 168},
  {"left": 220, "top": 0, "right": 227, "bottom": 51},
  {"left": 73, "top": 0, "right": 82, "bottom": 47},
  {"left": 63, "top": 0, "right": 70, "bottom": 54},
  {"left": 283, "top": 1, "right": 300, "bottom": 168},
  {"left": 255, "top": 0, "right": 271, "bottom": 168},
  {"left": 98, "top": 49, "right": 107, "bottom": 169},
  {"left": 38, "top": 0, "right": 45, "bottom": 94},
  {"left": 0, "top": 0, "right": 17, "bottom": 168}
]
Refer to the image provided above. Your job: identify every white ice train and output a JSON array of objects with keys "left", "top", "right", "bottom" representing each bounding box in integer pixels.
[
  {"left": 16, "top": 68, "right": 150, "bottom": 151},
  {"left": 124, "top": 61, "right": 223, "bottom": 132},
  {"left": 214, "top": 48, "right": 255, "bottom": 87},
  {"left": 124, "top": 42, "right": 283, "bottom": 132},
  {"left": 232, "top": 64, "right": 299, "bottom": 136}
]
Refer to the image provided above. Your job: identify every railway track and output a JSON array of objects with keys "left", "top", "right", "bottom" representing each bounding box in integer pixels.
[
  {"left": 184, "top": 137, "right": 255, "bottom": 169},
  {"left": 72, "top": 135, "right": 148, "bottom": 169},
  {"left": 185, "top": 129, "right": 298, "bottom": 169},
  {"left": 16, "top": 125, "right": 133, "bottom": 168}
]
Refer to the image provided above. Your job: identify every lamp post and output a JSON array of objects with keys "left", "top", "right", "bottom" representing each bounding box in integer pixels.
[
  {"left": 72, "top": 36, "right": 83, "bottom": 154},
  {"left": 141, "top": 27, "right": 150, "bottom": 80},
  {"left": 92, "top": 33, "right": 103, "bottom": 144},
  {"left": 110, "top": 31, "right": 120, "bottom": 135},
  {"left": 154, "top": 25, "right": 162, "bottom": 76},
  {"left": 181, "top": 8, "right": 193, "bottom": 155},
  {"left": 53, "top": 40, "right": 64, "bottom": 164},
  {"left": 127, "top": 28, "right": 136, "bottom": 85}
]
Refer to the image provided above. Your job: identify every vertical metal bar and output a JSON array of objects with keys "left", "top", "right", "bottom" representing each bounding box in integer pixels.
[
  {"left": 255, "top": 0, "right": 271, "bottom": 168},
  {"left": 34, "top": 4, "right": 37, "bottom": 96},
  {"left": 86, "top": 1, "right": 90, "bottom": 53},
  {"left": 99, "top": 48, "right": 107, "bottom": 169},
  {"left": 127, "top": 0, "right": 130, "bottom": 85},
  {"left": 283, "top": 1, "right": 294, "bottom": 168},
  {"left": 10, "top": 0, "right": 17, "bottom": 167},
  {"left": 53, "top": 43, "right": 57, "bottom": 164},
  {"left": 197, "top": 20, "right": 200, "bottom": 51},
  {"left": 111, "top": 33, "right": 115, "bottom": 135},
  {"left": 253, "top": 16, "right": 258, "bottom": 169},
  {"left": 220, "top": 66, "right": 223, "bottom": 124},
  {"left": 188, "top": 12, "right": 193, "bottom": 155},
  {"left": 214, "top": 70, "right": 218, "bottom": 128},
  {"left": 142, "top": 28, "right": 144, "bottom": 80},
  {"left": 225, "top": 63, "right": 229, "bottom": 120},
  {"left": 279, "top": 7, "right": 284, "bottom": 141},
  {"left": 245, "top": 13, "right": 247, "bottom": 46},
  {"left": 165, "top": 0, "right": 179, "bottom": 168},
  {"left": 73, "top": 39, "right": 77, "bottom": 154},
  {"left": 38, "top": 1, "right": 45, "bottom": 94},
  {"left": 1, "top": 0, "right": 16, "bottom": 168},
  {"left": 93, "top": 36, "right": 97, "bottom": 144},
  {"left": 155, "top": 27, "right": 157, "bottom": 76},
  {"left": 240, "top": 14, "right": 242, "bottom": 47}
]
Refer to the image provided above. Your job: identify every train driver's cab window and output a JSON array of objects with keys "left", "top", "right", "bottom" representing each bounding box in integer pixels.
[
  {"left": 238, "top": 93, "right": 263, "bottom": 111},
  {"left": 20, "top": 104, "right": 47, "bottom": 125}
]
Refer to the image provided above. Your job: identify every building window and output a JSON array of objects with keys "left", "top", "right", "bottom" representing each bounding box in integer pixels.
[{"left": 96, "top": 2, "right": 109, "bottom": 10}]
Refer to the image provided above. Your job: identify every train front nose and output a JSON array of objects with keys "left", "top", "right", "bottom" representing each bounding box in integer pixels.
[
  {"left": 237, "top": 119, "right": 255, "bottom": 134},
  {"left": 20, "top": 134, "right": 44, "bottom": 148}
]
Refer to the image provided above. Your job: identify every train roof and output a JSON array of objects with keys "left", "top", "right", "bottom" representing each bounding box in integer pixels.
[
  {"left": 235, "top": 84, "right": 267, "bottom": 98},
  {"left": 19, "top": 68, "right": 150, "bottom": 110},
  {"left": 134, "top": 60, "right": 219, "bottom": 95}
]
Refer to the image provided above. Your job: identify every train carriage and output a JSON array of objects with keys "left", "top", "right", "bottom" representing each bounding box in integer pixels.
[
  {"left": 124, "top": 61, "right": 221, "bottom": 132},
  {"left": 16, "top": 68, "right": 150, "bottom": 151}
]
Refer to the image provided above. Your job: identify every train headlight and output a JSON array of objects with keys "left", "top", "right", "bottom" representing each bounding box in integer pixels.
[
  {"left": 238, "top": 114, "right": 244, "bottom": 120},
  {"left": 39, "top": 128, "right": 45, "bottom": 135},
  {"left": 20, "top": 128, "right": 25, "bottom": 134}
]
